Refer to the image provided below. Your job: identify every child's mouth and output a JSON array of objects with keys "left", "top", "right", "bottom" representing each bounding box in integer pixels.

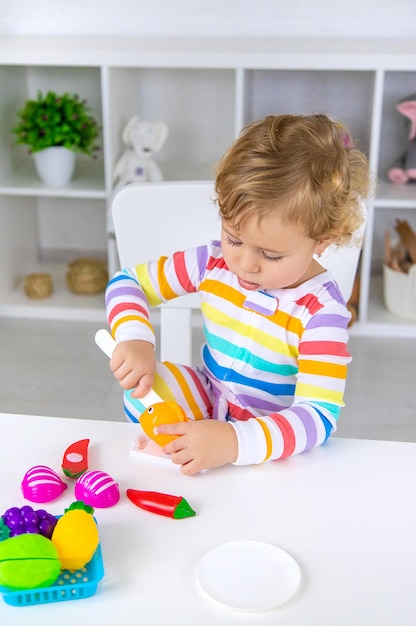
[{"left": 238, "top": 277, "right": 260, "bottom": 291}]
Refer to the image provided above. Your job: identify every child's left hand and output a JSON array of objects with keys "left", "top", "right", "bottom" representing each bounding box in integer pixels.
[{"left": 158, "top": 420, "right": 238, "bottom": 475}]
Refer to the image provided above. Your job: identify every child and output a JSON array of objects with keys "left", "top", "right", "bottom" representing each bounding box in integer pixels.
[{"left": 105, "top": 114, "right": 370, "bottom": 475}]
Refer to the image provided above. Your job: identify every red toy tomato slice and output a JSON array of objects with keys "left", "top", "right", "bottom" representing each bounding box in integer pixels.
[{"left": 62, "top": 439, "right": 90, "bottom": 478}]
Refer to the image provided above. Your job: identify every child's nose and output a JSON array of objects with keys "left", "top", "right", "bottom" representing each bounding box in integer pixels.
[{"left": 239, "top": 249, "right": 260, "bottom": 273}]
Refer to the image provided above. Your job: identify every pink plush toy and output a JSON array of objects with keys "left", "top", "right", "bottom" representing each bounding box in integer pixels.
[{"left": 388, "top": 93, "right": 416, "bottom": 184}]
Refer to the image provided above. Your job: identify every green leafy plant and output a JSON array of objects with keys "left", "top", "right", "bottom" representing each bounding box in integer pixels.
[{"left": 12, "top": 90, "right": 100, "bottom": 156}]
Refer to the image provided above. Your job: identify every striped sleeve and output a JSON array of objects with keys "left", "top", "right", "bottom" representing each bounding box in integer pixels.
[
  {"left": 230, "top": 303, "right": 352, "bottom": 465},
  {"left": 105, "top": 244, "right": 211, "bottom": 342}
]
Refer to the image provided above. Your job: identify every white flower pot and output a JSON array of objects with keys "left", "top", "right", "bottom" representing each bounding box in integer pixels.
[{"left": 33, "top": 147, "right": 76, "bottom": 187}]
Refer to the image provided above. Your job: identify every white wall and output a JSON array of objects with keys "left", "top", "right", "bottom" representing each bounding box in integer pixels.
[{"left": 0, "top": 0, "right": 415, "bottom": 39}]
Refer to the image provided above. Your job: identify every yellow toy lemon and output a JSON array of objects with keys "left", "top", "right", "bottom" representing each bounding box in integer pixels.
[
  {"left": 140, "top": 401, "right": 189, "bottom": 447},
  {"left": 51, "top": 501, "right": 99, "bottom": 570}
]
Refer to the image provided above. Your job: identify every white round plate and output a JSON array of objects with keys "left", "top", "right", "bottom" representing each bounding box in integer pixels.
[{"left": 196, "top": 540, "right": 301, "bottom": 611}]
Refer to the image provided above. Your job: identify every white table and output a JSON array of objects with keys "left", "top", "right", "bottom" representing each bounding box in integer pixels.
[{"left": 0, "top": 412, "right": 415, "bottom": 625}]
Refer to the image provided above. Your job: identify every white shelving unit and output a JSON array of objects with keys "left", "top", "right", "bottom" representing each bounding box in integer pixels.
[{"left": 0, "top": 36, "right": 416, "bottom": 334}]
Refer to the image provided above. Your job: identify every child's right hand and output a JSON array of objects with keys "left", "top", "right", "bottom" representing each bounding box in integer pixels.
[{"left": 109, "top": 339, "right": 156, "bottom": 399}]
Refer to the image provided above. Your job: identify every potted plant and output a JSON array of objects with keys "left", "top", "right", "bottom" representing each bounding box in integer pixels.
[{"left": 12, "top": 90, "right": 100, "bottom": 187}]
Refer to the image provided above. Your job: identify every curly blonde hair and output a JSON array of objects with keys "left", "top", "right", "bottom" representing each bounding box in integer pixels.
[{"left": 215, "top": 114, "right": 370, "bottom": 246}]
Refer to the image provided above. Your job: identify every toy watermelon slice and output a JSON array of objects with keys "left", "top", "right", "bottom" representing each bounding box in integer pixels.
[{"left": 62, "top": 439, "right": 90, "bottom": 478}]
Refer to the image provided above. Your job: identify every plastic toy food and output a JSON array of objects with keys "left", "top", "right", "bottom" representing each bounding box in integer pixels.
[
  {"left": 1, "top": 505, "right": 57, "bottom": 539},
  {"left": 140, "top": 402, "right": 189, "bottom": 447},
  {"left": 74, "top": 470, "right": 120, "bottom": 508},
  {"left": 51, "top": 501, "right": 99, "bottom": 570},
  {"left": 62, "top": 438, "right": 90, "bottom": 478},
  {"left": 21, "top": 465, "right": 68, "bottom": 503},
  {"left": 95, "top": 328, "right": 189, "bottom": 445},
  {"left": 0, "top": 533, "right": 61, "bottom": 590},
  {"left": 126, "top": 488, "right": 196, "bottom": 519}
]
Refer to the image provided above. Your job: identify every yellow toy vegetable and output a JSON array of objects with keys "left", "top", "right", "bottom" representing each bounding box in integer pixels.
[{"left": 51, "top": 500, "right": 99, "bottom": 570}]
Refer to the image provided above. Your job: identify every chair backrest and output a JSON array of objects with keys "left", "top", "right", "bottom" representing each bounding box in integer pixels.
[
  {"left": 112, "top": 182, "right": 221, "bottom": 365},
  {"left": 112, "top": 181, "right": 365, "bottom": 365},
  {"left": 318, "top": 218, "right": 366, "bottom": 304}
]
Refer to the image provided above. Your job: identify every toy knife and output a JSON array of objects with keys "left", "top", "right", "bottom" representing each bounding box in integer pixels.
[{"left": 94, "top": 328, "right": 164, "bottom": 407}]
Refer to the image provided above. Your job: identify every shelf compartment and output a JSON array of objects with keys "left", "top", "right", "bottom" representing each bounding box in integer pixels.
[
  {"left": 0, "top": 262, "right": 106, "bottom": 322},
  {"left": 370, "top": 203, "right": 416, "bottom": 273},
  {"left": 375, "top": 180, "right": 416, "bottom": 209},
  {"left": 36, "top": 197, "right": 107, "bottom": 263},
  {"left": 378, "top": 71, "right": 416, "bottom": 181},
  {"left": 1, "top": 64, "right": 105, "bottom": 193},
  {"left": 106, "top": 67, "right": 236, "bottom": 182},
  {"left": 242, "top": 69, "right": 374, "bottom": 153},
  {"left": 356, "top": 273, "right": 416, "bottom": 337}
]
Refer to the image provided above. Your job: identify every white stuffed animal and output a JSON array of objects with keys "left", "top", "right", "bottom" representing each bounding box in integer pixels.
[{"left": 113, "top": 115, "right": 169, "bottom": 189}]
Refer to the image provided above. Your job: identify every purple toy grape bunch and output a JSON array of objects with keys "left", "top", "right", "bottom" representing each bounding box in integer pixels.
[{"left": 1, "top": 505, "right": 57, "bottom": 539}]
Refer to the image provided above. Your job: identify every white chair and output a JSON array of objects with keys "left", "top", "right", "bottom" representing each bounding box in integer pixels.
[
  {"left": 112, "top": 182, "right": 221, "bottom": 365},
  {"left": 112, "top": 181, "right": 365, "bottom": 365}
]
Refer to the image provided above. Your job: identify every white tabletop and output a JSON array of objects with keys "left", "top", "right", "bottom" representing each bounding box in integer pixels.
[{"left": 0, "top": 412, "right": 415, "bottom": 625}]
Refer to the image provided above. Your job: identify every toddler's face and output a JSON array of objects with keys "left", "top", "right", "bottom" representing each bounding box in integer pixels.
[{"left": 221, "top": 212, "right": 325, "bottom": 292}]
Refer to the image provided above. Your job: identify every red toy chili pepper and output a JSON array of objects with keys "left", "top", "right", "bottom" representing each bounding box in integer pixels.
[{"left": 126, "top": 489, "right": 196, "bottom": 519}]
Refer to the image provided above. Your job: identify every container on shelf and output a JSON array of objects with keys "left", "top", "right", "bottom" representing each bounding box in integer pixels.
[
  {"left": 33, "top": 147, "right": 76, "bottom": 188},
  {"left": 383, "top": 263, "right": 416, "bottom": 320},
  {"left": 24, "top": 272, "right": 53, "bottom": 298},
  {"left": 66, "top": 258, "right": 108, "bottom": 295}
]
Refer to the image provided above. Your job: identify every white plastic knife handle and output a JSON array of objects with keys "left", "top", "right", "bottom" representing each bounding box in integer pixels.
[{"left": 94, "top": 328, "right": 164, "bottom": 407}]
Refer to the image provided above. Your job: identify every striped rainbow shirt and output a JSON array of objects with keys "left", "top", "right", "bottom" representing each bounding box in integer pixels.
[{"left": 105, "top": 240, "right": 352, "bottom": 465}]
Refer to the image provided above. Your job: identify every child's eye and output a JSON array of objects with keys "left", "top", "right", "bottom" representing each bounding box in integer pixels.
[
  {"left": 261, "top": 252, "right": 282, "bottom": 262},
  {"left": 226, "top": 235, "right": 241, "bottom": 247}
]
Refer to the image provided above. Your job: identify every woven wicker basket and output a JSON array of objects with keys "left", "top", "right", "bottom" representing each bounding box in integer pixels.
[
  {"left": 66, "top": 258, "right": 108, "bottom": 295},
  {"left": 24, "top": 273, "right": 53, "bottom": 298}
]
